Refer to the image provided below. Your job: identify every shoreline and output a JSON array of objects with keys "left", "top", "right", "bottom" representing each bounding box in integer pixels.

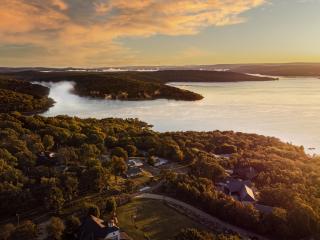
[{"left": 38, "top": 77, "right": 320, "bottom": 155}]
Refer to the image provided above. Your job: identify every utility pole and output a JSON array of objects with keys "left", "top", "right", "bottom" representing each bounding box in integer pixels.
[{"left": 16, "top": 213, "right": 20, "bottom": 226}]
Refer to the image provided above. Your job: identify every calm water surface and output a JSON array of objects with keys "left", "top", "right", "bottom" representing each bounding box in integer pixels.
[{"left": 40, "top": 77, "right": 320, "bottom": 153}]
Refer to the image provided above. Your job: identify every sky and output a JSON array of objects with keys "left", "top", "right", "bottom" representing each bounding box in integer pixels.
[{"left": 0, "top": 0, "right": 319, "bottom": 67}]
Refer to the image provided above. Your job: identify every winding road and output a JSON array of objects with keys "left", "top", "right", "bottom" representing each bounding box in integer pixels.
[{"left": 135, "top": 193, "right": 269, "bottom": 240}]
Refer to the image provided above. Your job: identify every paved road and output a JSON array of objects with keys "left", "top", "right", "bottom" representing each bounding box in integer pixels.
[{"left": 135, "top": 193, "right": 269, "bottom": 240}]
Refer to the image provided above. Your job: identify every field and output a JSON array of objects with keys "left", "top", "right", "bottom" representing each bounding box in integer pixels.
[{"left": 117, "top": 199, "right": 203, "bottom": 240}]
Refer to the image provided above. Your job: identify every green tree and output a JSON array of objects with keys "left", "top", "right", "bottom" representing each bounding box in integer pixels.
[
  {"left": 288, "top": 200, "right": 320, "bottom": 239},
  {"left": 215, "top": 144, "right": 237, "bottom": 154},
  {"left": 45, "top": 187, "right": 65, "bottom": 213},
  {"left": 64, "top": 215, "right": 81, "bottom": 236},
  {"left": 81, "top": 166, "right": 109, "bottom": 192},
  {"left": 80, "top": 144, "right": 101, "bottom": 161},
  {"left": 0, "top": 223, "right": 15, "bottom": 240},
  {"left": 10, "top": 220, "right": 37, "bottom": 240},
  {"left": 162, "top": 141, "right": 184, "bottom": 161},
  {"left": 62, "top": 175, "right": 78, "bottom": 200},
  {"left": 126, "top": 145, "right": 138, "bottom": 157},
  {"left": 111, "top": 147, "right": 128, "bottom": 161},
  {"left": 57, "top": 147, "right": 77, "bottom": 165},
  {"left": 192, "top": 159, "right": 226, "bottom": 182},
  {"left": 110, "top": 156, "right": 127, "bottom": 182},
  {"left": 43, "top": 134, "right": 54, "bottom": 150},
  {"left": 263, "top": 208, "right": 289, "bottom": 238},
  {"left": 0, "top": 148, "right": 17, "bottom": 166},
  {"left": 124, "top": 179, "right": 135, "bottom": 193},
  {"left": 147, "top": 155, "right": 156, "bottom": 166},
  {"left": 105, "top": 197, "right": 117, "bottom": 214},
  {"left": 46, "top": 217, "right": 65, "bottom": 240}
]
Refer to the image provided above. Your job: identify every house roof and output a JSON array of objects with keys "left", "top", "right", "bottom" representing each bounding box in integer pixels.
[
  {"left": 78, "top": 215, "right": 119, "bottom": 240},
  {"left": 225, "top": 179, "right": 252, "bottom": 193},
  {"left": 224, "top": 179, "right": 256, "bottom": 202},
  {"left": 128, "top": 159, "right": 143, "bottom": 167},
  {"left": 240, "top": 185, "right": 256, "bottom": 202}
]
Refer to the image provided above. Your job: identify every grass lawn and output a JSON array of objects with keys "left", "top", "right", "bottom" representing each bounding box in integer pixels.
[{"left": 117, "top": 199, "right": 203, "bottom": 240}]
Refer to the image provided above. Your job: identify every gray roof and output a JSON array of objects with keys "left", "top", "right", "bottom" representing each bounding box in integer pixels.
[
  {"left": 225, "top": 179, "right": 252, "bottom": 193},
  {"left": 225, "top": 179, "right": 256, "bottom": 202}
]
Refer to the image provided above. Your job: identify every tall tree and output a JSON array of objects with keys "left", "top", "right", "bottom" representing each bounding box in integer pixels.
[
  {"left": 111, "top": 147, "right": 128, "bottom": 161},
  {"left": 46, "top": 217, "right": 65, "bottom": 240},
  {"left": 43, "top": 134, "right": 54, "bottom": 150},
  {"left": 44, "top": 187, "right": 65, "bottom": 213},
  {"left": 110, "top": 156, "right": 127, "bottom": 182},
  {"left": 10, "top": 220, "right": 37, "bottom": 240}
]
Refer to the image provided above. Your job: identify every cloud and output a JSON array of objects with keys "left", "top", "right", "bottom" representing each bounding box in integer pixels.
[
  {"left": 51, "top": 0, "right": 69, "bottom": 10},
  {"left": 0, "top": 0, "right": 266, "bottom": 66}
]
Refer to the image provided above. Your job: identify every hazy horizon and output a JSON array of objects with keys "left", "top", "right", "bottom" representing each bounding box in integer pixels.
[{"left": 1, "top": 62, "right": 320, "bottom": 69}]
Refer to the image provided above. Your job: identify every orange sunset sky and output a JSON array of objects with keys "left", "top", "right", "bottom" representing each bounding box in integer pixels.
[{"left": 0, "top": 0, "right": 319, "bottom": 67}]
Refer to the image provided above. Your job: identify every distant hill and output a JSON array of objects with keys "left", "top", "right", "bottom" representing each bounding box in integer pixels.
[
  {"left": 1, "top": 63, "right": 319, "bottom": 76},
  {"left": 123, "top": 70, "right": 276, "bottom": 83},
  {"left": 215, "top": 63, "right": 320, "bottom": 77}
]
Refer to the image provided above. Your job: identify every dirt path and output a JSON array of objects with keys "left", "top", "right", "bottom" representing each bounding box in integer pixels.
[{"left": 135, "top": 193, "right": 269, "bottom": 240}]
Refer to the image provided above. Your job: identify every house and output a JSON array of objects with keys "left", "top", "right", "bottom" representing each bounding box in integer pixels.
[
  {"left": 233, "top": 166, "right": 257, "bottom": 180},
  {"left": 223, "top": 179, "right": 256, "bottom": 202},
  {"left": 154, "top": 157, "right": 168, "bottom": 167},
  {"left": 128, "top": 158, "right": 144, "bottom": 168},
  {"left": 126, "top": 167, "right": 142, "bottom": 178},
  {"left": 78, "top": 215, "right": 120, "bottom": 240}
]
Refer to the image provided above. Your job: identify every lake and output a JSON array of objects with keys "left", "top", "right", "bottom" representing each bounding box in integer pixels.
[{"left": 39, "top": 77, "right": 320, "bottom": 154}]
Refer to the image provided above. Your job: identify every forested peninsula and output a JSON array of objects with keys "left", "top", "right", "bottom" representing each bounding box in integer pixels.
[
  {"left": 0, "top": 76, "right": 54, "bottom": 113},
  {"left": 3, "top": 70, "right": 275, "bottom": 102}
]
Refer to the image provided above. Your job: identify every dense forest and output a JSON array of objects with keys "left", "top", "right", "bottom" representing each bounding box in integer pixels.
[
  {"left": 0, "top": 76, "right": 54, "bottom": 113},
  {"left": 0, "top": 113, "right": 319, "bottom": 239},
  {"left": 159, "top": 131, "right": 320, "bottom": 239},
  {"left": 1, "top": 70, "right": 275, "bottom": 101}
]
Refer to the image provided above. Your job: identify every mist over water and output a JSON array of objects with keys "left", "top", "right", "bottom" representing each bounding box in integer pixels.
[{"left": 40, "top": 77, "right": 320, "bottom": 154}]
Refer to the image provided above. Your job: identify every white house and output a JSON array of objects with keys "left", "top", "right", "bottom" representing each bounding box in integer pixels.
[{"left": 128, "top": 158, "right": 144, "bottom": 167}]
